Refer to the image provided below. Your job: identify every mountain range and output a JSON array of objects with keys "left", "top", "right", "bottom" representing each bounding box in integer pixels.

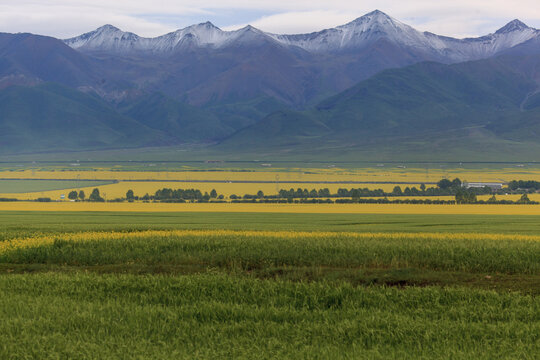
[
  {"left": 65, "top": 11, "right": 539, "bottom": 61},
  {"left": 1, "top": 10, "right": 540, "bottom": 160}
]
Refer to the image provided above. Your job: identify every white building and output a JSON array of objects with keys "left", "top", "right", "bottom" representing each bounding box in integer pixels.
[{"left": 463, "top": 182, "right": 504, "bottom": 190}]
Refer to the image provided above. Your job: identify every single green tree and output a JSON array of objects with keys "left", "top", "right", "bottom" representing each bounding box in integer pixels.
[
  {"left": 438, "top": 179, "right": 452, "bottom": 189},
  {"left": 456, "top": 190, "right": 477, "bottom": 204},
  {"left": 210, "top": 189, "right": 218, "bottom": 198},
  {"left": 257, "top": 190, "right": 264, "bottom": 199},
  {"left": 89, "top": 188, "right": 104, "bottom": 202},
  {"left": 78, "top": 190, "right": 85, "bottom": 201},
  {"left": 466, "top": 192, "right": 477, "bottom": 203},
  {"left": 451, "top": 178, "right": 462, "bottom": 188},
  {"left": 126, "top": 189, "right": 135, "bottom": 200},
  {"left": 68, "top": 191, "right": 78, "bottom": 200}
]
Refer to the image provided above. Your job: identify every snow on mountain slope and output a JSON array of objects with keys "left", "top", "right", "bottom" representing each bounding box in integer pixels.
[
  {"left": 271, "top": 11, "right": 438, "bottom": 52},
  {"left": 64, "top": 25, "right": 152, "bottom": 52},
  {"left": 64, "top": 10, "right": 540, "bottom": 62},
  {"left": 271, "top": 11, "right": 539, "bottom": 61},
  {"left": 151, "top": 22, "right": 235, "bottom": 52},
  {"left": 428, "top": 20, "right": 540, "bottom": 61},
  {"left": 64, "top": 22, "right": 281, "bottom": 54}
]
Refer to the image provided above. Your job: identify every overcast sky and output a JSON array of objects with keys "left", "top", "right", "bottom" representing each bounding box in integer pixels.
[{"left": 1, "top": 0, "right": 540, "bottom": 39}]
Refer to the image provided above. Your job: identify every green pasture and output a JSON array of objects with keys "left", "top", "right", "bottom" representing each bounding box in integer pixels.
[
  {"left": 1, "top": 274, "right": 539, "bottom": 359},
  {"left": 1, "top": 211, "right": 539, "bottom": 359},
  {"left": 2, "top": 212, "right": 540, "bottom": 241}
]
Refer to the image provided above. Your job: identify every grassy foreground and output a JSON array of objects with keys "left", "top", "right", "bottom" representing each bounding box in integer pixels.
[
  {"left": 1, "top": 211, "right": 540, "bottom": 358},
  {"left": 1, "top": 274, "right": 539, "bottom": 359}
]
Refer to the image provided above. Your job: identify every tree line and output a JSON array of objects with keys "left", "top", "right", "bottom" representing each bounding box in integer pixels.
[{"left": 17, "top": 177, "right": 540, "bottom": 204}]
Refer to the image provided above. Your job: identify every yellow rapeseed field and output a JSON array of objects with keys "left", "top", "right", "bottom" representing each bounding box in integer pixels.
[
  {"left": 0, "top": 181, "right": 416, "bottom": 200},
  {"left": 1, "top": 202, "right": 540, "bottom": 215},
  {"left": 3, "top": 166, "right": 540, "bottom": 201},
  {"left": 3, "top": 229, "right": 540, "bottom": 255}
]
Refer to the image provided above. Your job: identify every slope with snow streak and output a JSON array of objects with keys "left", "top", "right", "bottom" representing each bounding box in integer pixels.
[
  {"left": 64, "top": 25, "right": 152, "bottom": 53},
  {"left": 65, "top": 22, "right": 281, "bottom": 54},
  {"left": 271, "top": 11, "right": 440, "bottom": 52}
]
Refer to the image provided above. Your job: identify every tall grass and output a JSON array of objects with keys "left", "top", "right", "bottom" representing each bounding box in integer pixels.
[
  {"left": 0, "top": 273, "right": 539, "bottom": 359},
  {"left": 2, "top": 230, "right": 540, "bottom": 274}
]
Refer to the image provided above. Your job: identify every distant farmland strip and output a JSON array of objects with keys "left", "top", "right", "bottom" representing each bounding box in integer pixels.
[
  {"left": 0, "top": 180, "right": 115, "bottom": 193},
  {"left": 0, "top": 178, "right": 436, "bottom": 185}
]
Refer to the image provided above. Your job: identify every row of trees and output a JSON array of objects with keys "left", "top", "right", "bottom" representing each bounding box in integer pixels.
[
  {"left": 507, "top": 180, "right": 540, "bottom": 191},
  {"left": 153, "top": 188, "right": 222, "bottom": 201},
  {"left": 240, "top": 179, "right": 490, "bottom": 200},
  {"left": 68, "top": 189, "right": 104, "bottom": 202},
  {"left": 455, "top": 191, "right": 535, "bottom": 204},
  {"left": 59, "top": 177, "right": 539, "bottom": 204}
]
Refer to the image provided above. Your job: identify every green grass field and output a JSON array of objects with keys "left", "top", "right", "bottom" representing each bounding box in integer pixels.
[
  {"left": 3, "top": 212, "right": 540, "bottom": 239},
  {"left": 1, "top": 211, "right": 539, "bottom": 359},
  {"left": 1, "top": 274, "right": 538, "bottom": 359}
]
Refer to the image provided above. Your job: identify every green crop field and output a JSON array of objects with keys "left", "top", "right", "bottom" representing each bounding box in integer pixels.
[{"left": 1, "top": 211, "right": 539, "bottom": 359}]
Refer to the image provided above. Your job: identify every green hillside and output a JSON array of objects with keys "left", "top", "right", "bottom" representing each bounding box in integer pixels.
[
  {"left": 2, "top": 54, "right": 540, "bottom": 161},
  {"left": 0, "top": 83, "right": 291, "bottom": 154},
  {"left": 0, "top": 83, "right": 171, "bottom": 153},
  {"left": 217, "top": 56, "right": 540, "bottom": 161},
  {"left": 119, "top": 92, "right": 229, "bottom": 142},
  {"left": 120, "top": 93, "right": 287, "bottom": 142}
]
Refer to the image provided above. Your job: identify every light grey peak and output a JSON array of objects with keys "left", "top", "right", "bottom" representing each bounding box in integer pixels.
[
  {"left": 231, "top": 25, "right": 277, "bottom": 45},
  {"left": 95, "top": 24, "right": 122, "bottom": 33},
  {"left": 365, "top": 9, "right": 390, "bottom": 16},
  {"left": 64, "top": 24, "right": 144, "bottom": 52},
  {"left": 496, "top": 19, "right": 531, "bottom": 34},
  {"left": 200, "top": 21, "right": 219, "bottom": 29},
  {"left": 181, "top": 21, "right": 221, "bottom": 31},
  {"left": 237, "top": 25, "right": 265, "bottom": 34},
  {"left": 348, "top": 10, "right": 393, "bottom": 23}
]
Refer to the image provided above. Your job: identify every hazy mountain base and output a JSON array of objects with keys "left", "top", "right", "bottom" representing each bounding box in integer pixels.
[{"left": 2, "top": 132, "right": 540, "bottom": 163}]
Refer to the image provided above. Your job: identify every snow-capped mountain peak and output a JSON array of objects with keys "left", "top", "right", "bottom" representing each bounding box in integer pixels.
[
  {"left": 338, "top": 10, "right": 407, "bottom": 34},
  {"left": 496, "top": 19, "right": 531, "bottom": 34},
  {"left": 64, "top": 24, "right": 143, "bottom": 52},
  {"left": 270, "top": 10, "right": 432, "bottom": 52},
  {"left": 65, "top": 21, "right": 278, "bottom": 53},
  {"left": 152, "top": 22, "right": 230, "bottom": 51},
  {"left": 95, "top": 24, "right": 122, "bottom": 33},
  {"left": 64, "top": 11, "right": 540, "bottom": 62},
  {"left": 345, "top": 9, "right": 399, "bottom": 26}
]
